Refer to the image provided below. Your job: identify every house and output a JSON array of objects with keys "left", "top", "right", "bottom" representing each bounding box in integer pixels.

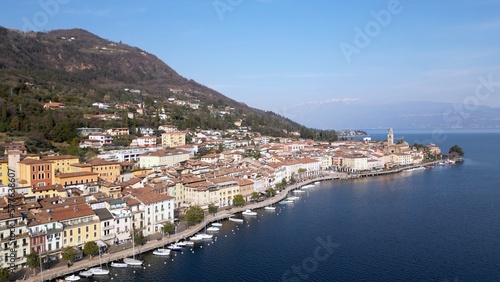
[
  {"left": 161, "top": 132, "right": 186, "bottom": 148},
  {"left": 106, "top": 128, "right": 130, "bottom": 136},
  {"left": 131, "top": 187, "right": 175, "bottom": 235},
  {"left": 88, "top": 133, "right": 113, "bottom": 146},
  {"left": 43, "top": 101, "right": 65, "bottom": 109},
  {"left": 131, "top": 135, "right": 157, "bottom": 148},
  {"left": 138, "top": 149, "right": 190, "bottom": 169},
  {"left": 51, "top": 204, "right": 100, "bottom": 249},
  {"left": 0, "top": 212, "right": 29, "bottom": 269}
]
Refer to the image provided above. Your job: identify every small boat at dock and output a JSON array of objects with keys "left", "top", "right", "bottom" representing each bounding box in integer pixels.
[
  {"left": 65, "top": 274, "right": 81, "bottom": 281},
  {"left": 242, "top": 209, "right": 258, "bottom": 216},
  {"left": 110, "top": 261, "right": 128, "bottom": 268},
  {"left": 229, "top": 217, "right": 244, "bottom": 223},
  {"left": 78, "top": 270, "right": 93, "bottom": 278},
  {"left": 207, "top": 226, "right": 220, "bottom": 232},
  {"left": 264, "top": 206, "right": 276, "bottom": 210}
]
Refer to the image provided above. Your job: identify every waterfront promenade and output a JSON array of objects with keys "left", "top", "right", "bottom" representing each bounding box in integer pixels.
[{"left": 17, "top": 162, "right": 440, "bottom": 281}]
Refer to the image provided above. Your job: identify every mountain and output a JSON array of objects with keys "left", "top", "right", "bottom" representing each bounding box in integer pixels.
[
  {"left": 0, "top": 26, "right": 336, "bottom": 147},
  {"left": 285, "top": 100, "right": 500, "bottom": 130}
]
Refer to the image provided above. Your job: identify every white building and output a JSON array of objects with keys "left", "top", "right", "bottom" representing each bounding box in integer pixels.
[{"left": 139, "top": 149, "right": 190, "bottom": 169}]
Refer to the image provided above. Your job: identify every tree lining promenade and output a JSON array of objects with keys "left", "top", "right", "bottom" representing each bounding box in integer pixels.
[{"left": 18, "top": 165, "right": 439, "bottom": 281}]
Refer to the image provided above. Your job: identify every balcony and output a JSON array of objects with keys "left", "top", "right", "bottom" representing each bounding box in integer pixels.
[{"left": 103, "top": 225, "right": 115, "bottom": 231}]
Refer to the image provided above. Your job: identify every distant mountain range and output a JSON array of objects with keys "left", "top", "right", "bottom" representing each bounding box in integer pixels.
[{"left": 284, "top": 100, "right": 500, "bottom": 130}]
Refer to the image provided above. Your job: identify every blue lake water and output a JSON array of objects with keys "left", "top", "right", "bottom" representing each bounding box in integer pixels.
[{"left": 93, "top": 132, "right": 500, "bottom": 282}]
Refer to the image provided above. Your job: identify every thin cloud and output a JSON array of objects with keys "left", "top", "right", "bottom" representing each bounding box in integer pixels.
[{"left": 63, "top": 8, "right": 113, "bottom": 17}]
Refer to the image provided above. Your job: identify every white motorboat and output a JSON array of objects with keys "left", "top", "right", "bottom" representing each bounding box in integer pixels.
[
  {"left": 176, "top": 241, "right": 189, "bottom": 247},
  {"left": 65, "top": 274, "right": 81, "bottom": 281},
  {"left": 78, "top": 270, "right": 93, "bottom": 278},
  {"left": 110, "top": 261, "right": 128, "bottom": 268},
  {"left": 167, "top": 243, "right": 183, "bottom": 251},
  {"left": 229, "top": 217, "right": 244, "bottom": 223},
  {"left": 207, "top": 226, "right": 220, "bottom": 232},
  {"left": 153, "top": 248, "right": 171, "bottom": 256},
  {"left": 123, "top": 257, "right": 143, "bottom": 266},
  {"left": 242, "top": 209, "right": 257, "bottom": 216},
  {"left": 264, "top": 206, "right": 276, "bottom": 210},
  {"left": 314, "top": 181, "right": 320, "bottom": 185},
  {"left": 293, "top": 189, "right": 306, "bottom": 194},
  {"left": 184, "top": 240, "right": 195, "bottom": 246},
  {"left": 212, "top": 222, "right": 223, "bottom": 227},
  {"left": 88, "top": 267, "right": 109, "bottom": 275},
  {"left": 190, "top": 234, "right": 204, "bottom": 241},
  {"left": 197, "top": 233, "right": 213, "bottom": 240},
  {"left": 301, "top": 184, "right": 314, "bottom": 190}
]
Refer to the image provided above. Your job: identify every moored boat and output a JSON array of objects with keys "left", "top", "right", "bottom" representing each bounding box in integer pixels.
[
  {"left": 78, "top": 270, "right": 93, "bottom": 278},
  {"left": 153, "top": 248, "right": 171, "bottom": 256},
  {"left": 264, "top": 206, "right": 276, "bottom": 210},
  {"left": 212, "top": 222, "right": 223, "bottom": 227},
  {"left": 229, "top": 217, "right": 244, "bottom": 223},
  {"left": 88, "top": 267, "right": 109, "bottom": 275},
  {"left": 110, "top": 261, "right": 128, "bottom": 268},
  {"left": 242, "top": 209, "right": 257, "bottom": 216},
  {"left": 123, "top": 257, "right": 143, "bottom": 266},
  {"left": 207, "top": 226, "right": 220, "bottom": 232},
  {"left": 168, "top": 243, "right": 183, "bottom": 251},
  {"left": 65, "top": 274, "right": 81, "bottom": 281}
]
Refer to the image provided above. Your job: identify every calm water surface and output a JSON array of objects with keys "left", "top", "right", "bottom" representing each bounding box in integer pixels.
[{"left": 93, "top": 133, "right": 500, "bottom": 282}]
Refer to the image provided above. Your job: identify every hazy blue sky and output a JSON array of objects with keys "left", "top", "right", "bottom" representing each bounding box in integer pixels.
[{"left": 1, "top": 0, "right": 500, "bottom": 117}]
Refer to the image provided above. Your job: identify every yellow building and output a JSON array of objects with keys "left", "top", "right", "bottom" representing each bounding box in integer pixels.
[
  {"left": 51, "top": 204, "right": 100, "bottom": 248},
  {"left": 161, "top": 132, "right": 186, "bottom": 148},
  {"left": 42, "top": 155, "right": 80, "bottom": 179},
  {"left": 0, "top": 159, "right": 7, "bottom": 185},
  {"left": 71, "top": 159, "right": 121, "bottom": 183},
  {"left": 99, "top": 182, "right": 122, "bottom": 199},
  {"left": 18, "top": 158, "right": 54, "bottom": 187},
  {"left": 27, "top": 184, "right": 67, "bottom": 200},
  {"left": 54, "top": 171, "right": 99, "bottom": 186}
]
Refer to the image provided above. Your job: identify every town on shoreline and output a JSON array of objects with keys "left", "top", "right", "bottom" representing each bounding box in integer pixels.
[{"left": 0, "top": 128, "right": 451, "bottom": 281}]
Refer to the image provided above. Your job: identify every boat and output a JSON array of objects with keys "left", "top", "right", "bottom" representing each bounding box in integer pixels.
[
  {"left": 212, "top": 222, "right": 223, "bottom": 227},
  {"left": 229, "top": 217, "right": 244, "bottom": 223},
  {"left": 197, "top": 233, "right": 213, "bottom": 240},
  {"left": 153, "top": 231, "right": 172, "bottom": 256},
  {"left": 293, "top": 189, "right": 306, "bottom": 194},
  {"left": 286, "top": 196, "right": 300, "bottom": 202},
  {"left": 176, "top": 241, "right": 189, "bottom": 247},
  {"left": 242, "top": 209, "right": 257, "bottom": 216},
  {"left": 78, "top": 270, "right": 93, "bottom": 278},
  {"left": 207, "top": 226, "right": 220, "bottom": 232},
  {"left": 184, "top": 240, "right": 195, "bottom": 246},
  {"left": 88, "top": 246, "right": 109, "bottom": 275},
  {"left": 314, "top": 181, "right": 320, "bottom": 185},
  {"left": 152, "top": 248, "right": 171, "bottom": 256},
  {"left": 264, "top": 206, "right": 276, "bottom": 210},
  {"left": 301, "top": 184, "right": 314, "bottom": 190},
  {"left": 110, "top": 261, "right": 128, "bottom": 268},
  {"left": 190, "top": 234, "right": 204, "bottom": 241},
  {"left": 88, "top": 267, "right": 109, "bottom": 275},
  {"left": 167, "top": 243, "right": 183, "bottom": 251},
  {"left": 124, "top": 220, "right": 143, "bottom": 266},
  {"left": 123, "top": 257, "right": 143, "bottom": 266},
  {"left": 65, "top": 274, "right": 81, "bottom": 281}
]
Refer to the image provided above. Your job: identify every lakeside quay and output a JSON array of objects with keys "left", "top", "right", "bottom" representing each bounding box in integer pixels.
[{"left": 20, "top": 163, "right": 441, "bottom": 282}]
